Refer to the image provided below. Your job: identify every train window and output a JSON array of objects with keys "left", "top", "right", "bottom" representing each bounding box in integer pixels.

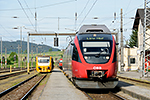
[
  {"left": 80, "top": 41, "right": 112, "bottom": 64},
  {"left": 38, "top": 57, "right": 50, "bottom": 63},
  {"left": 130, "top": 58, "right": 135, "bottom": 64},
  {"left": 86, "top": 29, "right": 103, "bottom": 32},
  {"left": 72, "top": 45, "right": 78, "bottom": 61},
  {"left": 112, "top": 47, "right": 117, "bottom": 63},
  {"left": 72, "top": 44, "right": 81, "bottom": 63},
  {"left": 83, "top": 42, "right": 110, "bottom": 47}
]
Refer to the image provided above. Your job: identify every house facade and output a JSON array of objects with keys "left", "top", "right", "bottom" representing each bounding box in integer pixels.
[{"left": 123, "top": 9, "right": 150, "bottom": 71}]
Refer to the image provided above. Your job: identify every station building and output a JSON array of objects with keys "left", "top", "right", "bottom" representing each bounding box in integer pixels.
[{"left": 122, "top": 9, "right": 150, "bottom": 71}]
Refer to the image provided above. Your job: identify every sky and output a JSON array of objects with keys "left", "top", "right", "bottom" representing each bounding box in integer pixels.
[{"left": 0, "top": 0, "right": 144, "bottom": 50}]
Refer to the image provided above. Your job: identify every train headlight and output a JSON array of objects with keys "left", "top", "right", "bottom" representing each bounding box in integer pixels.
[
  {"left": 93, "top": 34, "right": 96, "bottom": 37},
  {"left": 48, "top": 67, "right": 50, "bottom": 69},
  {"left": 106, "top": 56, "right": 109, "bottom": 59},
  {"left": 84, "top": 56, "right": 88, "bottom": 59}
]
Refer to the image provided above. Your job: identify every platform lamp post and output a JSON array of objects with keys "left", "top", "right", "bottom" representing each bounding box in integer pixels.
[{"left": 13, "top": 16, "right": 23, "bottom": 70}]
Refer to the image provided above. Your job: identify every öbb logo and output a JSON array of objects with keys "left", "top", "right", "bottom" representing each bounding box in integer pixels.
[{"left": 93, "top": 66, "right": 102, "bottom": 70}]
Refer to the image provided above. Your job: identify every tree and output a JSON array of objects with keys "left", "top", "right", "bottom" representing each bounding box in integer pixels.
[
  {"left": 49, "top": 48, "right": 52, "bottom": 52},
  {"left": 129, "top": 30, "right": 138, "bottom": 48},
  {"left": 24, "top": 50, "right": 27, "bottom": 54},
  {"left": 9, "top": 52, "right": 18, "bottom": 62}
]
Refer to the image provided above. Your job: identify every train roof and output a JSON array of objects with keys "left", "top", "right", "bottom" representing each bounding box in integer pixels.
[
  {"left": 36, "top": 55, "right": 51, "bottom": 57},
  {"left": 78, "top": 24, "right": 111, "bottom": 34}
]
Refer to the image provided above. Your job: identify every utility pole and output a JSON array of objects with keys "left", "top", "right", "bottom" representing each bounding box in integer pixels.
[
  {"left": 31, "top": 38, "right": 33, "bottom": 69},
  {"left": 58, "top": 17, "right": 60, "bottom": 30},
  {"left": 75, "top": 12, "right": 77, "bottom": 32},
  {"left": 120, "top": 9, "right": 124, "bottom": 71},
  {"left": 5, "top": 48, "right": 7, "bottom": 68},
  {"left": 36, "top": 47, "right": 38, "bottom": 55},
  {"left": 18, "top": 44, "right": 20, "bottom": 68},
  {"left": 20, "top": 27, "right": 22, "bottom": 70},
  {"left": 35, "top": 12, "right": 37, "bottom": 32},
  {"left": 13, "top": 26, "right": 23, "bottom": 69},
  {"left": 31, "top": 49, "right": 33, "bottom": 69},
  {"left": 1, "top": 37, "right": 2, "bottom": 69},
  {"left": 35, "top": 0, "right": 37, "bottom": 33}
]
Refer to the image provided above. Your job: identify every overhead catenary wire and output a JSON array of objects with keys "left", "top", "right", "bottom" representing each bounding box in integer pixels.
[
  {"left": 123, "top": 20, "right": 133, "bottom": 26},
  {"left": 0, "top": 0, "right": 76, "bottom": 11},
  {"left": 77, "top": 0, "right": 98, "bottom": 30},
  {"left": 0, "top": 1, "right": 144, "bottom": 46},
  {"left": 110, "top": 1, "right": 143, "bottom": 33},
  {"left": 0, "top": 33, "right": 14, "bottom": 41},
  {"left": 36, "top": 0, "right": 76, "bottom": 9},
  {"left": 123, "top": 3, "right": 143, "bottom": 16},
  {"left": 78, "top": 0, "right": 90, "bottom": 18},
  {"left": 0, "top": 24, "right": 17, "bottom": 40},
  {"left": 124, "top": 0, "right": 132, "bottom": 14},
  {"left": 17, "top": 0, "right": 35, "bottom": 30},
  {"left": 34, "top": 0, "right": 38, "bottom": 32},
  {"left": 23, "top": 0, "right": 35, "bottom": 17}
]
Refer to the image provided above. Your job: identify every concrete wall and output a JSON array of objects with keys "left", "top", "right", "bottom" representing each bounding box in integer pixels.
[
  {"left": 124, "top": 48, "right": 140, "bottom": 71},
  {"left": 138, "top": 19, "right": 150, "bottom": 50},
  {"left": 138, "top": 19, "right": 143, "bottom": 50}
]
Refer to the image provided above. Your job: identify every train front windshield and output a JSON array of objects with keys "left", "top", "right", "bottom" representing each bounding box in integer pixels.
[
  {"left": 80, "top": 41, "right": 112, "bottom": 64},
  {"left": 38, "top": 57, "right": 50, "bottom": 63}
]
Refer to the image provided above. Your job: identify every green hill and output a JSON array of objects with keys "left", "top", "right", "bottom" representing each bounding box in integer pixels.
[{"left": 0, "top": 40, "right": 60, "bottom": 54}]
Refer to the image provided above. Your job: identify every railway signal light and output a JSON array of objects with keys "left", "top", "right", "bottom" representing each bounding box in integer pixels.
[
  {"left": 2, "top": 56, "right": 4, "bottom": 60},
  {"left": 14, "top": 55, "right": 16, "bottom": 61},
  {"left": 54, "top": 37, "right": 59, "bottom": 46}
]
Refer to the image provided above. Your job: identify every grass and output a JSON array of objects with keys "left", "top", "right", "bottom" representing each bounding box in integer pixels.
[
  {"left": 39, "top": 73, "right": 51, "bottom": 86},
  {"left": 0, "top": 51, "right": 63, "bottom": 69}
]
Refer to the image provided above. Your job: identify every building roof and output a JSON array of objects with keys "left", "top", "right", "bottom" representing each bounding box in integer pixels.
[
  {"left": 133, "top": 8, "right": 150, "bottom": 30},
  {"left": 132, "top": 9, "right": 144, "bottom": 30}
]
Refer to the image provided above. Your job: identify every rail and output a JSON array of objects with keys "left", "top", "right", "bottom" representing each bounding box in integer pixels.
[
  {"left": 0, "top": 68, "right": 35, "bottom": 80},
  {"left": 118, "top": 76, "right": 150, "bottom": 85},
  {"left": 0, "top": 73, "right": 46, "bottom": 99},
  {"left": 83, "top": 90, "right": 126, "bottom": 100},
  {"left": 21, "top": 74, "right": 46, "bottom": 100}
]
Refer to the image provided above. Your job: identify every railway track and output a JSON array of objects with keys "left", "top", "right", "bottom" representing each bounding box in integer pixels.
[
  {"left": 83, "top": 89, "right": 126, "bottom": 100},
  {"left": 0, "top": 73, "right": 46, "bottom": 100},
  {"left": 118, "top": 76, "right": 150, "bottom": 85},
  {"left": 0, "top": 69, "right": 35, "bottom": 80},
  {"left": 63, "top": 71, "right": 127, "bottom": 100},
  {"left": 117, "top": 76, "right": 150, "bottom": 100},
  {"left": 82, "top": 76, "right": 150, "bottom": 100},
  {"left": 0, "top": 68, "right": 27, "bottom": 74}
]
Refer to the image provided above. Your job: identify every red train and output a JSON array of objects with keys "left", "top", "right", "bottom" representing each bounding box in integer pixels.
[
  {"left": 59, "top": 58, "right": 63, "bottom": 70},
  {"left": 63, "top": 25, "right": 118, "bottom": 89}
]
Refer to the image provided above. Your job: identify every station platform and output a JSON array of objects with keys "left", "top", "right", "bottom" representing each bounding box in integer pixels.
[
  {"left": 117, "top": 71, "right": 150, "bottom": 100},
  {"left": 118, "top": 71, "right": 150, "bottom": 81},
  {"left": 39, "top": 67, "right": 88, "bottom": 100}
]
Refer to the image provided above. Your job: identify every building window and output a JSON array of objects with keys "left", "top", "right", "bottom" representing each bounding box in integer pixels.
[{"left": 130, "top": 58, "right": 135, "bottom": 64}]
